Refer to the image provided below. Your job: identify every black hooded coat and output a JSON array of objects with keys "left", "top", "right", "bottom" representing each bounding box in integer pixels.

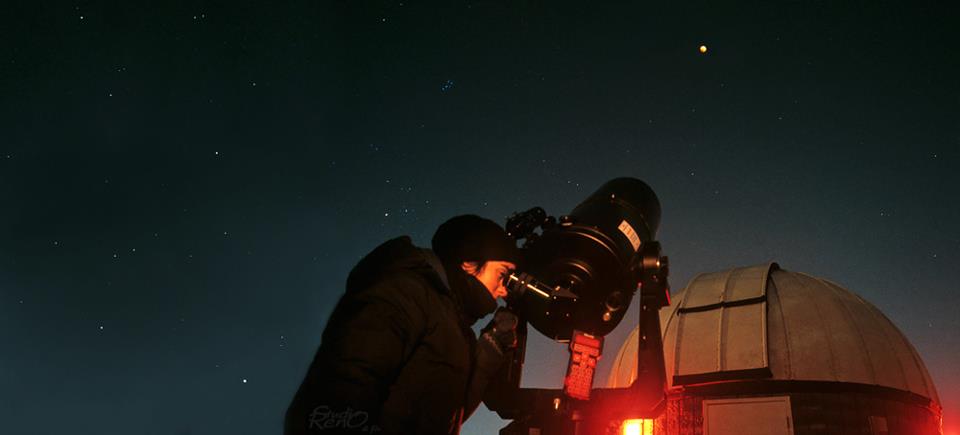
[{"left": 285, "top": 236, "right": 503, "bottom": 435}]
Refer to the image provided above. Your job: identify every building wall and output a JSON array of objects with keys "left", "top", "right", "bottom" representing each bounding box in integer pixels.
[{"left": 653, "top": 388, "right": 940, "bottom": 435}]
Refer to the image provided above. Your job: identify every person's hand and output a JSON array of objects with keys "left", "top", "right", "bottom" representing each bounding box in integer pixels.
[{"left": 481, "top": 307, "right": 518, "bottom": 353}]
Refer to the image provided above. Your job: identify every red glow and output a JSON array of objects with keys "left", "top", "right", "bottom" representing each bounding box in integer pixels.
[{"left": 622, "top": 419, "right": 653, "bottom": 435}]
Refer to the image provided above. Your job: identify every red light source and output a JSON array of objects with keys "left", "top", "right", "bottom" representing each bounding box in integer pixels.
[{"left": 622, "top": 419, "right": 654, "bottom": 435}]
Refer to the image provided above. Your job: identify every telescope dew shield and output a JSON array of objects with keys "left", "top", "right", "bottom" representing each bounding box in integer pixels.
[{"left": 513, "top": 178, "right": 661, "bottom": 340}]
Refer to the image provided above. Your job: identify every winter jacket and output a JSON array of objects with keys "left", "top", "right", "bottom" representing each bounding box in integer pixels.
[{"left": 285, "top": 236, "right": 500, "bottom": 435}]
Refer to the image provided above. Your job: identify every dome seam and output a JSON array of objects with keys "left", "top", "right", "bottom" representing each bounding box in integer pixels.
[
  {"left": 786, "top": 271, "right": 840, "bottom": 381},
  {"left": 817, "top": 276, "right": 879, "bottom": 385},
  {"left": 768, "top": 275, "right": 793, "bottom": 379},
  {"left": 856, "top": 291, "right": 912, "bottom": 393},
  {"left": 853, "top": 289, "right": 936, "bottom": 402},
  {"left": 717, "top": 268, "right": 736, "bottom": 371}
]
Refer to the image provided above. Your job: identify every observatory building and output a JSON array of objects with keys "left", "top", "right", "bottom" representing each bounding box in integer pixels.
[{"left": 607, "top": 263, "right": 942, "bottom": 435}]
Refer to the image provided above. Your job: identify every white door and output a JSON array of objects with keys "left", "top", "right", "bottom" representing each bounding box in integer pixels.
[{"left": 702, "top": 396, "right": 793, "bottom": 435}]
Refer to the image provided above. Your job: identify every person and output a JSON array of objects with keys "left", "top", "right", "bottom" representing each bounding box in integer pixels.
[{"left": 285, "top": 215, "right": 521, "bottom": 435}]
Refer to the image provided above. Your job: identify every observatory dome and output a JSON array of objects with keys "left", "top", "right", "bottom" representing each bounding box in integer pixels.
[{"left": 608, "top": 263, "right": 939, "bottom": 404}]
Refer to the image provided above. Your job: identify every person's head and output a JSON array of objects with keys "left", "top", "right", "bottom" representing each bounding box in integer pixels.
[
  {"left": 432, "top": 215, "right": 519, "bottom": 301},
  {"left": 460, "top": 260, "right": 516, "bottom": 300}
]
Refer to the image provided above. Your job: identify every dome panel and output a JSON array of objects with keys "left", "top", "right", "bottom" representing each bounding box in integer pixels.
[
  {"left": 679, "top": 265, "right": 770, "bottom": 309},
  {"left": 671, "top": 264, "right": 773, "bottom": 384},
  {"left": 607, "top": 263, "right": 940, "bottom": 405},
  {"left": 721, "top": 303, "right": 766, "bottom": 372},
  {"left": 772, "top": 271, "right": 852, "bottom": 383}
]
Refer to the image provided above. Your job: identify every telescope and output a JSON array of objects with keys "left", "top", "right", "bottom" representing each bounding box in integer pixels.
[{"left": 489, "top": 177, "right": 671, "bottom": 435}]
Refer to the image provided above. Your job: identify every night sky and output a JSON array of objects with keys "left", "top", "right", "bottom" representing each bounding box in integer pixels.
[{"left": 2, "top": 2, "right": 958, "bottom": 434}]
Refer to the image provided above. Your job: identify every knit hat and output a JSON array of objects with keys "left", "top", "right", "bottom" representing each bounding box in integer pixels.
[{"left": 431, "top": 215, "right": 520, "bottom": 265}]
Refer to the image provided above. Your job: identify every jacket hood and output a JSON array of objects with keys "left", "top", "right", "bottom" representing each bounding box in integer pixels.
[{"left": 346, "top": 236, "right": 449, "bottom": 294}]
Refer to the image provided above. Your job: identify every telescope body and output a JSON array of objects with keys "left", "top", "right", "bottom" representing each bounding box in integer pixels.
[
  {"left": 493, "top": 178, "right": 670, "bottom": 435},
  {"left": 517, "top": 177, "right": 662, "bottom": 340}
]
